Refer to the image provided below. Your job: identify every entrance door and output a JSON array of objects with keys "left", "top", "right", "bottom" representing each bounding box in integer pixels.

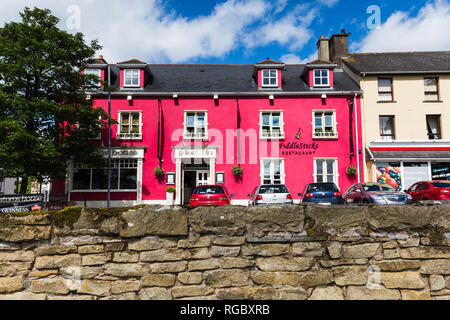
[
  {"left": 183, "top": 171, "right": 197, "bottom": 205},
  {"left": 197, "top": 171, "right": 210, "bottom": 186}
]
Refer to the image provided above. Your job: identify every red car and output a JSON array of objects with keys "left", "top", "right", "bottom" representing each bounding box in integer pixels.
[
  {"left": 406, "top": 181, "right": 450, "bottom": 201},
  {"left": 189, "top": 185, "right": 233, "bottom": 207}
]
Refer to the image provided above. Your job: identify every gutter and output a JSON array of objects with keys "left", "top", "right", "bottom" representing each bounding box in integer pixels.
[
  {"left": 360, "top": 71, "right": 450, "bottom": 75},
  {"left": 90, "top": 91, "right": 363, "bottom": 97}
]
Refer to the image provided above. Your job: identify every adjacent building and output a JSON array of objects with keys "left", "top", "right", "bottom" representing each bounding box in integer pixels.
[
  {"left": 0, "top": 178, "right": 17, "bottom": 194},
  {"left": 53, "top": 56, "right": 363, "bottom": 207},
  {"left": 318, "top": 30, "right": 450, "bottom": 190}
]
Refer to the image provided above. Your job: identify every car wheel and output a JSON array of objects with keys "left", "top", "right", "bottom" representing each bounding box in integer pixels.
[{"left": 362, "top": 198, "right": 370, "bottom": 204}]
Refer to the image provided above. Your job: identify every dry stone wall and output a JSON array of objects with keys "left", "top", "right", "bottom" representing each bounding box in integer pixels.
[{"left": 0, "top": 203, "right": 449, "bottom": 300}]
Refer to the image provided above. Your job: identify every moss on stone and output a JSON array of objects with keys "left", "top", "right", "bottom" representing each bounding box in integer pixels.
[{"left": 52, "top": 206, "right": 83, "bottom": 227}]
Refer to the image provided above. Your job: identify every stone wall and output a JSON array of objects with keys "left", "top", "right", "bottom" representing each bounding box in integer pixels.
[{"left": 0, "top": 204, "right": 449, "bottom": 300}]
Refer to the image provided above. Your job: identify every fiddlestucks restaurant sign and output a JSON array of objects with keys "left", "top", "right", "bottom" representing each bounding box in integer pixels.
[{"left": 0, "top": 194, "right": 44, "bottom": 213}]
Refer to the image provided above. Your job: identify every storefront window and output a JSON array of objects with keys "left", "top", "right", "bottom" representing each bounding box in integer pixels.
[
  {"left": 431, "top": 163, "right": 450, "bottom": 180},
  {"left": 73, "top": 159, "right": 137, "bottom": 191},
  {"left": 376, "top": 162, "right": 402, "bottom": 190}
]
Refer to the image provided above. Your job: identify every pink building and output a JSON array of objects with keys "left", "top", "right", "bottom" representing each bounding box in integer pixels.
[{"left": 56, "top": 57, "right": 364, "bottom": 207}]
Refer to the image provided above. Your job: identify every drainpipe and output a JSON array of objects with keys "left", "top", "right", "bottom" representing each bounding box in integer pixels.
[
  {"left": 354, "top": 93, "right": 361, "bottom": 183},
  {"left": 236, "top": 98, "right": 241, "bottom": 165},
  {"left": 107, "top": 64, "right": 112, "bottom": 208}
]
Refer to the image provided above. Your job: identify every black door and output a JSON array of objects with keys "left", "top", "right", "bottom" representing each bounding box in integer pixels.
[{"left": 183, "top": 171, "right": 197, "bottom": 204}]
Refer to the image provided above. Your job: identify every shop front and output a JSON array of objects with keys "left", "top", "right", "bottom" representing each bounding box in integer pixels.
[
  {"left": 368, "top": 141, "right": 450, "bottom": 190},
  {"left": 67, "top": 147, "right": 146, "bottom": 207}
]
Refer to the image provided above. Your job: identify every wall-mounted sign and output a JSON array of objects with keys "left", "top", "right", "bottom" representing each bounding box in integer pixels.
[
  {"left": 166, "top": 173, "right": 175, "bottom": 185},
  {"left": 0, "top": 194, "right": 45, "bottom": 213},
  {"left": 279, "top": 141, "right": 320, "bottom": 157},
  {"left": 175, "top": 148, "right": 217, "bottom": 159},
  {"left": 101, "top": 148, "right": 145, "bottom": 159},
  {"left": 216, "top": 172, "right": 225, "bottom": 184}
]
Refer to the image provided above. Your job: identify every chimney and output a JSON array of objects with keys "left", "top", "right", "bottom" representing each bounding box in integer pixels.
[
  {"left": 329, "top": 29, "right": 351, "bottom": 65},
  {"left": 316, "top": 35, "right": 330, "bottom": 61}
]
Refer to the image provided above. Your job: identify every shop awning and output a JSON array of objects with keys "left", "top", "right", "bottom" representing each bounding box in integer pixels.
[{"left": 367, "top": 146, "right": 450, "bottom": 161}]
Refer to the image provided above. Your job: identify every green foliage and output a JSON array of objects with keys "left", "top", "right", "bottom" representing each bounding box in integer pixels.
[
  {"left": 166, "top": 186, "right": 176, "bottom": 193},
  {"left": 51, "top": 206, "right": 83, "bottom": 227},
  {"left": 346, "top": 165, "right": 357, "bottom": 175},
  {"left": 232, "top": 166, "right": 243, "bottom": 177},
  {"left": 0, "top": 7, "right": 110, "bottom": 189},
  {"left": 154, "top": 166, "right": 165, "bottom": 177}
]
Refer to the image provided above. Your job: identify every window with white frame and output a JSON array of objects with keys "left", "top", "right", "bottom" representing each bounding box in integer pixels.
[
  {"left": 313, "top": 111, "right": 338, "bottom": 138},
  {"left": 84, "top": 68, "right": 102, "bottom": 87},
  {"left": 118, "top": 111, "right": 142, "bottom": 140},
  {"left": 378, "top": 78, "right": 393, "bottom": 101},
  {"left": 184, "top": 112, "right": 208, "bottom": 139},
  {"left": 313, "top": 69, "right": 330, "bottom": 87},
  {"left": 262, "top": 69, "right": 278, "bottom": 87},
  {"left": 72, "top": 159, "right": 138, "bottom": 191},
  {"left": 260, "top": 111, "right": 284, "bottom": 139},
  {"left": 424, "top": 77, "right": 439, "bottom": 101},
  {"left": 0, "top": 179, "right": 4, "bottom": 194},
  {"left": 124, "top": 69, "right": 140, "bottom": 87},
  {"left": 314, "top": 159, "right": 338, "bottom": 184},
  {"left": 261, "top": 159, "right": 284, "bottom": 184}
]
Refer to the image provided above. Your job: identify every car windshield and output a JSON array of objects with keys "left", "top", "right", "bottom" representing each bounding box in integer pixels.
[
  {"left": 193, "top": 186, "right": 225, "bottom": 194},
  {"left": 364, "top": 184, "right": 395, "bottom": 192},
  {"left": 307, "top": 183, "right": 338, "bottom": 192},
  {"left": 259, "top": 185, "right": 289, "bottom": 194},
  {"left": 431, "top": 182, "right": 450, "bottom": 188}
]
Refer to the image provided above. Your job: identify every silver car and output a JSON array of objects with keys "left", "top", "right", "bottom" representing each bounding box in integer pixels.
[
  {"left": 248, "top": 184, "right": 294, "bottom": 206},
  {"left": 343, "top": 183, "right": 413, "bottom": 205}
]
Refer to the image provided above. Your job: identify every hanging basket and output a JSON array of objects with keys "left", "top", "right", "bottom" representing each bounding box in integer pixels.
[
  {"left": 154, "top": 166, "right": 165, "bottom": 178},
  {"left": 346, "top": 165, "right": 357, "bottom": 176},
  {"left": 232, "top": 166, "right": 243, "bottom": 177}
]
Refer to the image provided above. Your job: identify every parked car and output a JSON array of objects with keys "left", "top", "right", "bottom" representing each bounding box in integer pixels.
[
  {"left": 300, "top": 183, "right": 344, "bottom": 205},
  {"left": 248, "top": 184, "right": 294, "bottom": 206},
  {"left": 406, "top": 181, "right": 450, "bottom": 201},
  {"left": 343, "top": 182, "right": 412, "bottom": 205},
  {"left": 189, "top": 185, "right": 233, "bottom": 207}
]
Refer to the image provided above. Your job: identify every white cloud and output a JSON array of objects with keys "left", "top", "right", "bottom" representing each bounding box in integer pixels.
[
  {"left": 243, "top": 4, "right": 318, "bottom": 51},
  {"left": 274, "top": 0, "right": 288, "bottom": 14},
  {"left": 317, "top": 0, "right": 339, "bottom": 7},
  {"left": 354, "top": 0, "right": 450, "bottom": 52},
  {"left": 0, "top": 0, "right": 323, "bottom": 63},
  {"left": 280, "top": 52, "right": 317, "bottom": 64}
]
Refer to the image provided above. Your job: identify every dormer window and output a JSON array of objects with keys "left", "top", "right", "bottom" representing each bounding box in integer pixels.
[
  {"left": 124, "top": 69, "right": 140, "bottom": 87},
  {"left": 84, "top": 68, "right": 102, "bottom": 87},
  {"left": 314, "top": 69, "right": 330, "bottom": 87},
  {"left": 262, "top": 69, "right": 278, "bottom": 87}
]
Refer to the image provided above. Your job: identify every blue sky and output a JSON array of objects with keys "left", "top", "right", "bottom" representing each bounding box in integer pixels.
[{"left": 1, "top": 0, "right": 450, "bottom": 64}]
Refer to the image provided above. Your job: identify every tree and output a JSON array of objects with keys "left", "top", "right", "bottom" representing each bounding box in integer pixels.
[{"left": 0, "top": 7, "right": 108, "bottom": 193}]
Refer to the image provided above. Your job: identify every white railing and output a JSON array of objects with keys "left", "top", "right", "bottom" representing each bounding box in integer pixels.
[
  {"left": 313, "top": 131, "right": 339, "bottom": 139},
  {"left": 117, "top": 132, "right": 143, "bottom": 140}
]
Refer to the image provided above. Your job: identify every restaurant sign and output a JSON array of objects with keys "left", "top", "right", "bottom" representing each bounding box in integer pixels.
[{"left": 0, "top": 194, "right": 45, "bottom": 214}]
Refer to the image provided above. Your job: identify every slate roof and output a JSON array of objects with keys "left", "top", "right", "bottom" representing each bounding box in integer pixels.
[
  {"left": 343, "top": 51, "right": 450, "bottom": 75},
  {"left": 106, "top": 64, "right": 360, "bottom": 93}
]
